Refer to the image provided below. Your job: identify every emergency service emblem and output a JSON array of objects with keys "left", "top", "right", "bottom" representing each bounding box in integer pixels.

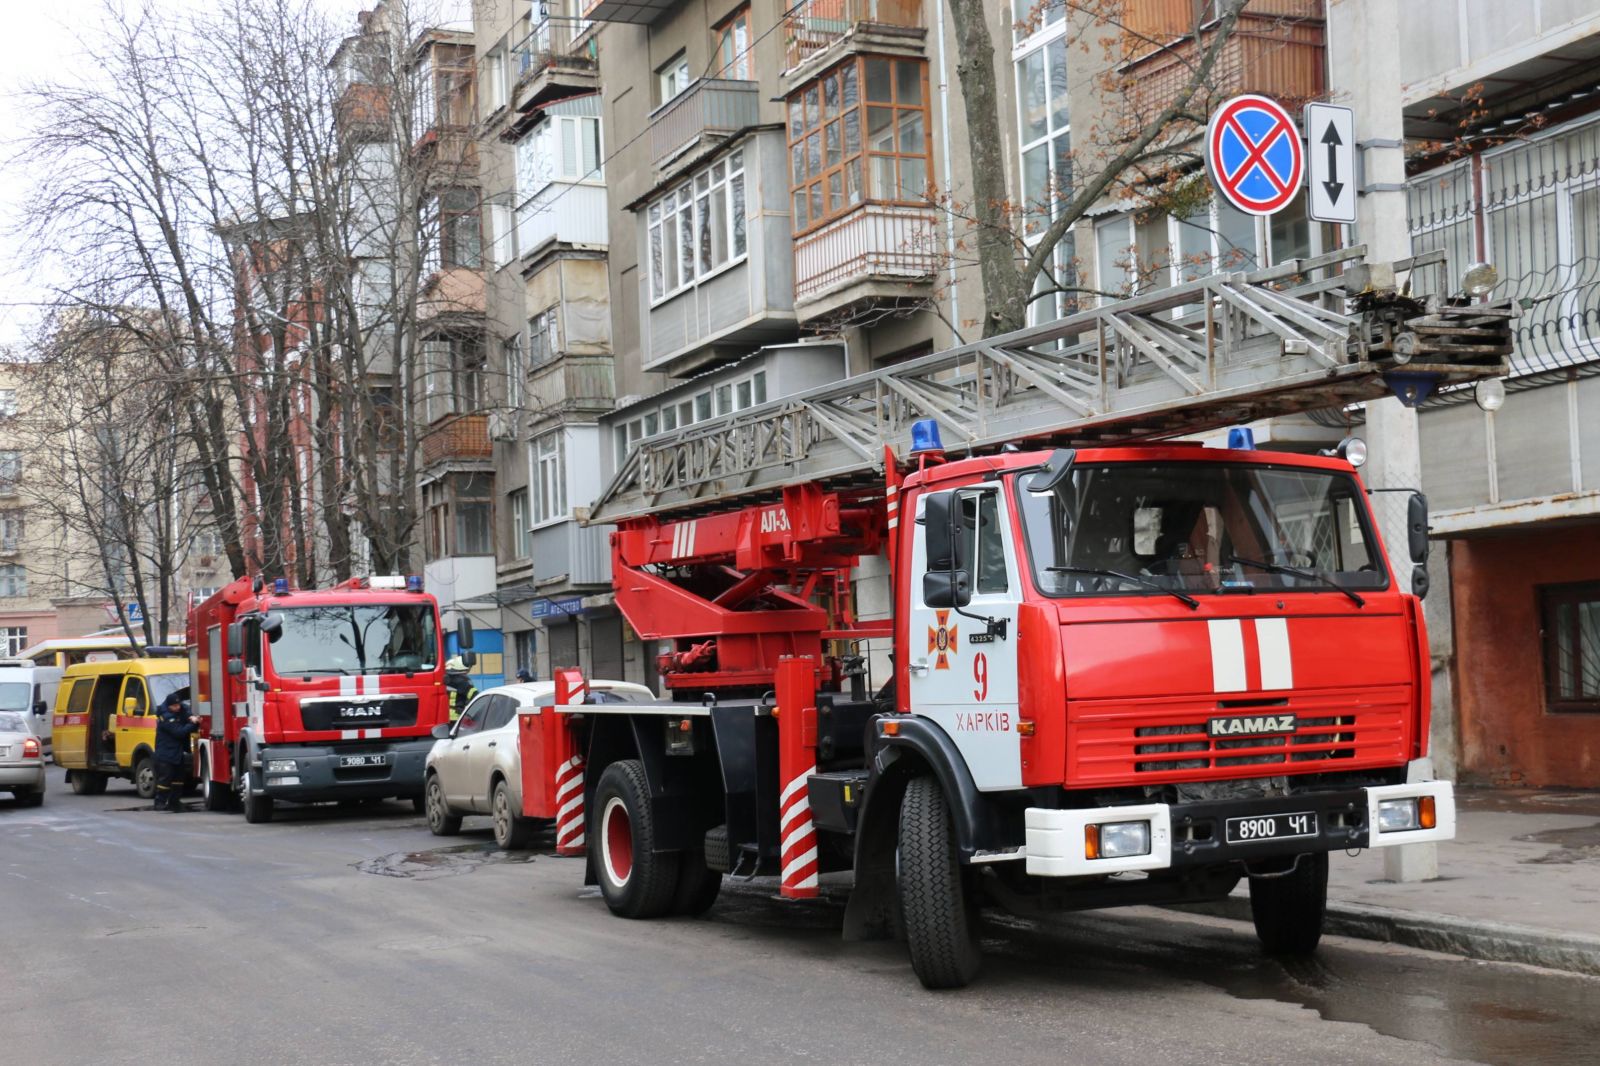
[{"left": 928, "top": 610, "right": 959, "bottom": 670}]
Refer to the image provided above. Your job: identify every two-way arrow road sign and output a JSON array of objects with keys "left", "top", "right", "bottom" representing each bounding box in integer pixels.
[{"left": 1305, "top": 102, "right": 1355, "bottom": 224}]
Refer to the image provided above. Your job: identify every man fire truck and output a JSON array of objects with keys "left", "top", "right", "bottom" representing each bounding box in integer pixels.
[
  {"left": 188, "top": 574, "right": 472, "bottom": 823},
  {"left": 512, "top": 251, "right": 1512, "bottom": 987}
]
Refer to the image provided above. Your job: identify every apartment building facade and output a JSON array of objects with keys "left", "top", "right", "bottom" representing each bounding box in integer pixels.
[{"left": 1399, "top": 1, "right": 1600, "bottom": 788}]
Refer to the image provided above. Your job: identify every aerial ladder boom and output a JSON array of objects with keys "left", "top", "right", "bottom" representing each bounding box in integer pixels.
[{"left": 588, "top": 248, "right": 1513, "bottom": 526}]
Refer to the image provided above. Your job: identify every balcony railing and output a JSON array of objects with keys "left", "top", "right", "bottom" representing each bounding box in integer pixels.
[
  {"left": 649, "top": 78, "right": 759, "bottom": 169},
  {"left": 794, "top": 202, "right": 938, "bottom": 303},
  {"left": 1120, "top": 2, "right": 1325, "bottom": 113},
  {"left": 421, "top": 412, "right": 492, "bottom": 466},
  {"left": 783, "top": 0, "right": 924, "bottom": 71},
  {"left": 512, "top": 17, "right": 593, "bottom": 81}
]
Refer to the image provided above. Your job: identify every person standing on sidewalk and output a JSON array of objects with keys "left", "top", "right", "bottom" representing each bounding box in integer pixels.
[{"left": 153, "top": 693, "right": 197, "bottom": 812}]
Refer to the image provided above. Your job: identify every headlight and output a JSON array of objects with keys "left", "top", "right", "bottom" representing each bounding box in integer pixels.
[
  {"left": 1376, "top": 797, "right": 1419, "bottom": 833},
  {"left": 1337, "top": 435, "right": 1367, "bottom": 468},
  {"left": 1460, "top": 262, "right": 1498, "bottom": 297},
  {"left": 267, "top": 759, "right": 298, "bottom": 773},
  {"left": 1096, "top": 820, "right": 1152, "bottom": 858}
]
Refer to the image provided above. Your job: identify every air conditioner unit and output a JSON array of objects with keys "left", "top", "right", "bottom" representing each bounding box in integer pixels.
[{"left": 488, "top": 410, "right": 518, "bottom": 441}]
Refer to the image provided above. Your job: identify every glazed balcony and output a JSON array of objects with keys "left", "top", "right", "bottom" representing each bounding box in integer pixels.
[
  {"left": 517, "top": 181, "right": 609, "bottom": 257},
  {"left": 1120, "top": 0, "right": 1325, "bottom": 113},
  {"left": 650, "top": 78, "right": 759, "bottom": 171}
]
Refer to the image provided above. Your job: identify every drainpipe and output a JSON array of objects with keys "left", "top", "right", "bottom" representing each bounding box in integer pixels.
[{"left": 934, "top": 0, "right": 959, "bottom": 338}]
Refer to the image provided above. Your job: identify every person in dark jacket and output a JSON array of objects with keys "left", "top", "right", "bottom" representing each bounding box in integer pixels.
[{"left": 153, "top": 693, "right": 198, "bottom": 812}]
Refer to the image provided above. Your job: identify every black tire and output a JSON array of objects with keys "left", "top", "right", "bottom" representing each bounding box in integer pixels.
[
  {"left": 25, "top": 788, "right": 44, "bottom": 807},
  {"left": 491, "top": 779, "right": 535, "bottom": 849},
  {"left": 592, "top": 759, "right": 680, "bottom": 919},
  {"left": 410, "top": 795, "right": 426, "bottom": 815},
  {"left": 241, "top": 770, "right": 274, "bottom": 824},
  {"left": 898, "top": 775, "right": 982, "bottom": 989},
  {"left": 670, "top": 854, "right": 723, "bottom": 916},
  {"left": 70, "top": 770, "right": 107, "bottom": 796},
  {"left": 133, "top": 756, "right": 156, "bottom": 800},
  {"left": 1248, "top": 851, "right": 1328, "bottom": 956},
  {"left": 201, "top": 756, "right": 231, "bottom": 812},
  {"left": 426, "top": 773, "right": 461, "bottom": 836}
]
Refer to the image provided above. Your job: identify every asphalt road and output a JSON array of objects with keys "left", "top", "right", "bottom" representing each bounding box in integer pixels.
[{"left": 5, "top": 768, "right": 1596, "bottom": 1066}]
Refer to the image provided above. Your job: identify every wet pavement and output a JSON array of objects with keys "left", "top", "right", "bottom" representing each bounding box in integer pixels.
[{"left": 5, "top": 768, "right": 1598, "bottom": 1066}]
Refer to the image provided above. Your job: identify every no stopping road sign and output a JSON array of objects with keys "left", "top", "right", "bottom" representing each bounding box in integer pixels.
[{"left": 1207, "top": 94, "right": 1303, "bottom": 216}]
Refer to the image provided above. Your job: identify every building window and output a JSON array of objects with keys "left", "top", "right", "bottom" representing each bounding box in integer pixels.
[
  {"left": 0, "top": 390, "right": 15, "bottom": 417},
  {"left": 485, "top": 197, "right": 515, "bottom": 268},
  {"left": 0, "top": 564, "right": 26, "bottom": 597},
  {"left": 439, "top": 188, "right": 482, "bottom": 269},
  {"left": 424, "top": 480, "right": 448, "bottom": 560},
  {"left": 191, "top": 588, "right": 219, "bottom": 602},
  {"left": 787, "top": 56, "right": 930, "bottom": 235},
  {"left": 193, "top": 529, "right": 223, "bottom": 562},
  {"left": 1016, "top": 27, "right": 1070, "bottom": 238},
  {"left": 658, "top": 51, "right": 691, "bottom": 104},
  {"left": 528, "top": 308, "right": 560, "bottom": 366},
  {"left": 0, "top": 511, "right": 22, "bottom": 553},
  {"left": 504, "top": 333, "right": 525, "bottom": 409},
  {"left": 612, "top": 370, "right": 766, "bottom": 467},
  {"left": 509, "top": 488, "right": 531, "bottom": 559},
  {"left": 413, "top": 52, "right": 436, "bottom": 135},
  {"left": 454, "top": 473, "right": 493, "bottom": 555},
  {"left": 647, "top": 150, "right": 747, "bottom": 301},
  {"left": 715, "top": 7, "right": 752, "bottom": 80},
  {"left": 0, "top": 451, "right": 19, "bottom": 494},
  {"left": 1543, "top": 581, "right": 1600, "bottom": 713},
  {"left": 0, "top": 626, "right": 25, "bottom": 655},
  {"left": 482, "top": 46, "right": 506, "bottom": 113},
  {"left": 533, "top": 433, "right": 566, "bottom": 524}
]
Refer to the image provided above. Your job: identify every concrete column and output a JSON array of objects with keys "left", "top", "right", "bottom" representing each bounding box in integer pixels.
[{"left": 1327, "top": 0, "right": 1437, "bottom": 882}]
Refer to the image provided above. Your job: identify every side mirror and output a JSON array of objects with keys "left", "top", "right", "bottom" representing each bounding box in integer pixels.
[
  {"left": 227, "top": 622, "right": 243, "bottom": 657},
  {"left": 923, "top": 570, "right": 971, "bottom": 610},
  {"left": 1411, "top": 564, "right": 1430, "bottom": 601},
  {"left": 456, "top": 616, "right": 475, "bottom": 651},
  {"left": 1407, "top": 492, "right": 1430, "bottom": 564},
  {"left": 123, "top": 697, "right": 140, "bottom": 716},
  {"left": 33, "top": 700, "right": 46, "bottom": 716},
  {"left": 227, "top": 658, "right": 243, "bottom": 676},
  {"left": 459, "top": 650, "right": 478, "bottom": 669},
  {"left": 261, "top": 613, "right": 285, "bottom": 642},
  {"left": 1024, "top": 447, "right": 1078, "bottom": 493},
  {"left": 431, "top": 723, "right": 453, "bottom": 740}
]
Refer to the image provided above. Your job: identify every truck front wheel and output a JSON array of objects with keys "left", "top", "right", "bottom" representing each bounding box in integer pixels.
[
  {"left": 201, "top": 755, "right": 231, "bottom": 812},
  {"left": 133, "top": 756, "right": 155, "bottom": 800},
  {"left": 898, "top": 775, "right": 982, "bottom": 989},
  {"left": 1248, "top": 851, "right": 1328, "bottom": 956},
  {"left": 241, "top": 770, "right": 274, "bottom": 824},
  {"left": 592, "top": 759, "right": 679, "bottom": 919}
]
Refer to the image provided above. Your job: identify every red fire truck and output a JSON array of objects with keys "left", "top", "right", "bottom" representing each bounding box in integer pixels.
[
  {"left": 188, "top": 575, "right": 472, "bottom": 823},
  {"left": 512, "top": 252, "right": 1513, "bottom": 987}
]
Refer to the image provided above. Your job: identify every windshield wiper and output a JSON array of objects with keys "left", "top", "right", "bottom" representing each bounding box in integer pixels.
[
  {"left": 1224, "top": 555, "right": 1365, "bottom": 608},
  {"left": 1047, "top": 566, "right": 1199, "bottom": 609},
  {"left": 298, "top": 667, "right": 353, "bottom": 675}
]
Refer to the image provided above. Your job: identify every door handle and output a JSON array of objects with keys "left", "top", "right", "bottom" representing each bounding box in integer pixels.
[
  {"left": 909, "top": 660, "right": 930, "bottom": 676},
  {"left": 461, "top": 744, "right": 471, "bottom": 750},
  {"left": 487, "top": 741, "right": 497, "bottom": 748}
]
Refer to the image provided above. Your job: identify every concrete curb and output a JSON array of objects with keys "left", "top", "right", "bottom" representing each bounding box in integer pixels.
[{"left": 1171, "top": 896, "right": 1600, "bottom": 978}]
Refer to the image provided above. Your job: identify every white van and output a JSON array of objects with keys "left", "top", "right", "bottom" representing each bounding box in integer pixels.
[{"left": 0, "top": 660, "right": 63, "bottom": 756}]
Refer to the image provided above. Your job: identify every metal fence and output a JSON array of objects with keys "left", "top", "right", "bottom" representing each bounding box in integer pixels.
[{"left": 1407, "top": 113, "right": 1600, "bottom": 378}]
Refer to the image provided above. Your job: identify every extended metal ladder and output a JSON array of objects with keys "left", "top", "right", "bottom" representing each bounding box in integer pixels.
[{"left": 588, "top": 248, "right": 1514, "bottom": 524}]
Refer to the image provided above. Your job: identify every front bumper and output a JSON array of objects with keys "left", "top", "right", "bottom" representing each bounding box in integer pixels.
[
  {"left": 252, "top": 738, "right": 434, "bottom": 801},
  {"left": 1024, "top": 776, "right": 1455, "bottom": 878},
  {"left": 0, "top": 763, "right": 46, "bottom": 790}
]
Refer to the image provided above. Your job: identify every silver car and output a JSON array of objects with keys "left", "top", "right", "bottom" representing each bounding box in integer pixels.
[
  {"left": 424, "top": 679, "right": 654, "bottom": 848},
  {"left": 0, "top": 710, "right": 45, "bottom": 807}
]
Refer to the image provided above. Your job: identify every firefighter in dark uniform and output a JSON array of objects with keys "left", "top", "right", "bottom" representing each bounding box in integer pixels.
[
  {"left": 153, "top": 693, "right": 198, "bottom": 812},
  {"left": 445, "top": 657, "right": 476, "bottom": 722}
]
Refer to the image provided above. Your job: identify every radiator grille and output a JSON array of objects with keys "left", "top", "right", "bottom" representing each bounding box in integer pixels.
[{"left": 1134, "top": 715, "right": 1357, "bottom": 772}]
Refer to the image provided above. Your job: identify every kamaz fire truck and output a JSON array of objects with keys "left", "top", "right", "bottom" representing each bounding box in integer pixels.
[
  {"left": 188, "top": 574, "right": 472, "bottom": 822},
  {"left": 512, "top": 250, "right": 1513, "bottom": 987}
]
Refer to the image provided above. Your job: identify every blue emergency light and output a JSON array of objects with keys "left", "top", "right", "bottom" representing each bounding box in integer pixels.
[
  {"left": 273, "top": 577, "right": 289, "bottom": 594},
  {"left": 910, "top": 419, "right": 944, "bottom": 454},
  {"left": 407, "top": 575, "right": 424, "bottom": 592},
  {"left": 1227, "top": 427, "right": 1256, "bottom": 450}
]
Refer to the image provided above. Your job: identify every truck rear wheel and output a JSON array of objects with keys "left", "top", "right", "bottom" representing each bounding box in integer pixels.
[
  {"left": 70, "top": 770, "right": 107, "bottom": 796},
  {"left": 898, "top": 775, "right": 982, "bottom": 989},
  {"left": 241, "top": 770, "right": 274, "bottom": 824},
  {"left": 201, "top": 755, "right": 231, "bottom": 812},
  {"left": 133, "top": 756, "right": 155, "bottom": 800},
  {"left": 670, "top": 854, "right": 722, "bottom": 916},
  {"left": 492, "top": 779, "right": 535, "bottom": 849},
  {"left": 1248, "top": 851, "right": 1328, "bottom": 956},
  {"left": 593, "top": 759, "right": 679, "bottom": 919}
]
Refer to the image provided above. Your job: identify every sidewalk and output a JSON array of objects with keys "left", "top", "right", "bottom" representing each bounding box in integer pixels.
[{"left": 1181, "top": 788, "right": 1600, "bottom": 975}]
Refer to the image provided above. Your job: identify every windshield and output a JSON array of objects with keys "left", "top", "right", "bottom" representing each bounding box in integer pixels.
[
  {"left": 1018, "top": 461, "right": 1387, "bottom": 597},
  {"left": 266, "top": 604, "right": 439, "bottom": 677},
  {"left": 0, "top": 682, "right": 31, "bottom": 711},
  {"left": 150, "top": 674, "right": 188, "bottom": 709},
  {"left": 0, "top": 710, "right": 30, "bottom": 733}
]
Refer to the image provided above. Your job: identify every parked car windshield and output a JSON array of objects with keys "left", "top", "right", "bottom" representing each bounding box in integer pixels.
[
  {"left": 1017, "top": 461, "right": 1387, "bottom": 597},
  {"left": 0, "top": 681, "right": 32, "bottom": 712},
  {"left": 0, "top": 710, "right": 30, "bottom": 733},
  {"left": 266, "top": 605, "right": 439, "bottom": 676},
  {"left": 149, "top": 674, "right": 189, "bottom": 710}
]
